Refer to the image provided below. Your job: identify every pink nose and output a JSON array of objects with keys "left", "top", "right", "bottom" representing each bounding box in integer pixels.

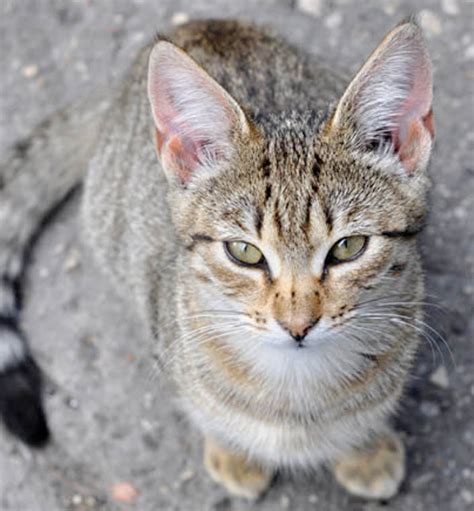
[{"left": 278, "top": 318, "right": 319, "bottom": 343}]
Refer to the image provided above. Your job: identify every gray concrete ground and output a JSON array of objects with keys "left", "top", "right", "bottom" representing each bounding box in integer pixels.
[{"left": 0, "top": 1, "right": 473, "bottom": 510}]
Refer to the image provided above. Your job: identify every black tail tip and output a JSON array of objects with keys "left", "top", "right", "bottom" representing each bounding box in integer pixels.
[
  {"left": 0, "top": 357, "right": 51, "bottom": 447},
  {"left": 2, "top": 395, "right": 50, "bottom": 447}
]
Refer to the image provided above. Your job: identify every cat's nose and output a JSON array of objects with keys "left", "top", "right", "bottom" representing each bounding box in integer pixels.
[{"left": 278, "top": 318, "right": 319, "bottom": 343}]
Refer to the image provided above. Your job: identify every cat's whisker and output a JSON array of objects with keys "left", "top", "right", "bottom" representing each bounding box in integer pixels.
[
  {"left": 358, "top": 305, "right": 450, "bottom": 363},
  {"left": 158, "top": 310, "right": 248, "bottom": 329},
  {"left": 361, "top": 281, "right": 447, "bottom": 305},
  {"left": 340, "top": 305, "right": 445, "bottom": 367},
  {"left": 372, "top": 301, "right": 447, "bottom": 312},
  {"left": 177, "top": 322, "right": 253, "bottom": 350},
  {"left": 152, "top": 321, "right": 247, "bottom": 374},
  {"left": 354, "top": 312, "right": 454, "bottom": 368},
  {"left": 340, "top": 322, "right": 396, "bottom": 345},
  {"left": 176, "top": 324, "right": 245, "bottom": 350},
  {"left": 186, "top": 308, "right": 248, "bottom": 316},
  {"left": 390, "top": 318, "right": 445, "bottom": 368},
  {"left": 354, "top": 293, "right": 414, "bottom": 309},
  {"left": 344, "top": 321, "right": 439, "bottom": 367},
  {"left": 354, "top": 293, "right": 446, "bottom": 313},
  {"left": 336, "top": 325, "right": 404, "bottom": 360}
]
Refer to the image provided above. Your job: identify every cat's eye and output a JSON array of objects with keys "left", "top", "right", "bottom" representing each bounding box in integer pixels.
[
  {"left": 225, "top": 241, "right": 264, "bottom": 266},
  {"left": 328, "top": 236, "right": 368, "bottom": 264}
]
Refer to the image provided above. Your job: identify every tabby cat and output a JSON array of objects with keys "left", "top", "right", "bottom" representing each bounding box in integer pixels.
[{"left": 0, "top": 18, "right": 434, "bottom": 500}]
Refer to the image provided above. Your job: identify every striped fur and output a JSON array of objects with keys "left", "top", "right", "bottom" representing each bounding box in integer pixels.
[
  {"left": 2, "top": 18, "right": 433, "bottom": 499},
  {"left": 84, "top": 19, "right": 432, "bottom": 475},
  {"left": 0, "top": 93, "right": 110, "bottom": 444}
]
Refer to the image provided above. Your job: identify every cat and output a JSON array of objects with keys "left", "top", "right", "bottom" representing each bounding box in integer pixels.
[{"left": 0, "top": 18, "right": 434, "bottom": 500}]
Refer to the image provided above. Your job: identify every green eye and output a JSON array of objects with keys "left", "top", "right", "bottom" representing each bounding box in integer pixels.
[
  {"left": 225, "top": 241, "right": 264, "bottom": 266},
  {"left": 329, "top": 236, "right": 368, "bottom": 263}
]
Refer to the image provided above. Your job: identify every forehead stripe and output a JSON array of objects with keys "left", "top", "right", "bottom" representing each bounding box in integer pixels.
[
  {"left": 254, "top": 206, "right": 264, "bottom": 238},
  {"left": 382, "top": 228, "right": 422, "bottom": 238},
  {"left": 186, "top": 233, "right": 215, "bottom": 250}
]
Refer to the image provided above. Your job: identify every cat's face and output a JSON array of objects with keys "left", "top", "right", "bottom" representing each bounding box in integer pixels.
[
  {"left": 147, "top": 22, "right": 433, "bottom": 362},
  {"left": 174, "top": 122, "right": 427, "bottom": 355}
]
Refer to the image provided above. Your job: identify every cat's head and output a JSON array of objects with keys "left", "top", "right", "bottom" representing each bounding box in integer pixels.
[{"left": 147, "top": 21, "right": 433, "bottom": 356}]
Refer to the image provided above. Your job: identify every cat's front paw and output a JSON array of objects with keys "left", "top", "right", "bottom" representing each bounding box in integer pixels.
[
  {"left": 204, "top": 436, "right": 273, "bottom": 500},
  {"left": 332, "top": 430, "right": 405, "bottom": 500}
]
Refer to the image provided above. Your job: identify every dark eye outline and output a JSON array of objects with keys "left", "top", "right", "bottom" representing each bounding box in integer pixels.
[
  {"left": 325, "top": 236, "right": 369, "bottom": 267},
  {"left": 224, "top": 240, "right": 267, "bottom": 269}
]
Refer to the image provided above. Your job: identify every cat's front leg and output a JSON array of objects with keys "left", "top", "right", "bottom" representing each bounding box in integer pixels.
[
  {"left": 203, "top": 435, "right": 274, "bottom": 500},
  {"left": 331, "top": 428, "right": 405, "bottom": 500}
]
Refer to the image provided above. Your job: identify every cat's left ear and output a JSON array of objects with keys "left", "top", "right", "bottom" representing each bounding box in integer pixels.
[
  {"left": 148, "top": 41, "right": 251, "bottom": 186},
  {"left": 329, "top": 21, "right": 434, "bottom": 174}
]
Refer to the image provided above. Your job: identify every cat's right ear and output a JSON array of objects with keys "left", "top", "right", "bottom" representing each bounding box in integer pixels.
[{"left": 147, "top": 41, "right": 250, "bottom": 186}]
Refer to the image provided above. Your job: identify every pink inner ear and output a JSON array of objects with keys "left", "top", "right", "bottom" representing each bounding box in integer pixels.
[
  {"left": 153, "top": 89, "right": 203, "bottom": 183},
  {"left": 155, "top": 127, "right": 202, "bottom": 184},
  {"left": 396, "top": 119, "right": 424, "bottom": 171},
  {"left": 389, "top": 58, "right": 434, "bottom": 172},
  {"left": 394, "top": 108, "right": 434, "bottom": 173}
]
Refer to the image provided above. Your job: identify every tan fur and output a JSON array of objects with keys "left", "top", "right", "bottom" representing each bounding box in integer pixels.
[
  {"left": 333, "top": 429, "right": 406, "bottom": 499},
  {"left": 81, "top": 20, "right": 432, "bottom": 498},
  {"left": 204, "top": 436, "right": 273, "bottom": 499},
  {"left": 0, "top": 17, "right": 434, "bottom": 499}
]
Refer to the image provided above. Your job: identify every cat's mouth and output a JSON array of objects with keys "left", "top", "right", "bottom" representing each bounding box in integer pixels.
[{"left": 262, "top": 335, "right": 331, "bottom": 352}]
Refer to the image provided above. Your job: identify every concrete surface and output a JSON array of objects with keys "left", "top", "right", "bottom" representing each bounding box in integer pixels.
[{"left": 0, "top": 1, "right": 473, "bottom": 510}]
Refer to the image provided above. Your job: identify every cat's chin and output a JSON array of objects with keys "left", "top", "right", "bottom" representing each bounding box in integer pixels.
[{"left": 245, "top": 331, "right": 365, "bottom": 389}]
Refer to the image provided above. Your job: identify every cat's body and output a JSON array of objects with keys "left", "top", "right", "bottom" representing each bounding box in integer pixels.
[
  {"left": 83, "top": 22, "right": 384, "bottom": 468},
  {"left": 0, "top": 19, "right": 434, "bottom": 500}
]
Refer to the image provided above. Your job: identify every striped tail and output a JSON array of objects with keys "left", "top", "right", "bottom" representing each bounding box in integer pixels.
[{"left": 0, "top": 93, "right": 110, "bottom": 445}]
